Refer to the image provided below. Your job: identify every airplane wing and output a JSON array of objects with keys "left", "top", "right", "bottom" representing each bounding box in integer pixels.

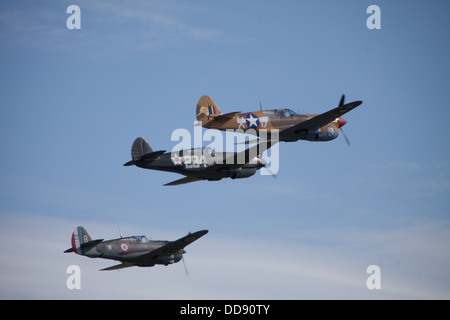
[
  {"left": 100, "top": 262, "right": 137, "bottom": 271},
  {"left": 280, "top": 95, "right": 362, "bottom": 139},
  {"left": 164, "top": 176, "right": 203, "bottom": 186},
  {"left": 223, "top": 138, "right": 278, "bottom": 166},
  {"left": 164, "top": 141, "right": 277, "bottom": 186},
  {"left": 133, "top": 230, "right": 208, "bottom": 264}
]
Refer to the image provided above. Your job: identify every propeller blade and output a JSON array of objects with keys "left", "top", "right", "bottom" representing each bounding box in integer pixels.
[
  {"left": 340, "top": 127, "right": 351, "bottom": 146},
  {"left": 262, "top": 165, "right": 277, "bottom": 179},
  {"left": 182, "top": 256, "right": 189, "bottom": 276}
]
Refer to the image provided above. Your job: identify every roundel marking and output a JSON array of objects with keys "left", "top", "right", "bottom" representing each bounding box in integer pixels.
[
  {"left": 120, "top": 242, "right": 129, "bottom": 252},
  {"left": 245, "top": 113, "right": 260, "bottom": 129}
]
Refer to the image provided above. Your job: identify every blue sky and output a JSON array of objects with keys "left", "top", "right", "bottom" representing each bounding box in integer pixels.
[{"left": 1, "top": 0, "right": 449, "bottom": 299}]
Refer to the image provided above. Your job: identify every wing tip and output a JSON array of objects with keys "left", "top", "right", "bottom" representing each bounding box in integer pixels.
[
  {"left": 164, "top": 176, "right": 203, "bottom": 186},
  {"left": 100, "top": 262, "right": 135, "bottom": 271},
  {"left": 191, "top": 229, "right": 209, "bottom": 237}
]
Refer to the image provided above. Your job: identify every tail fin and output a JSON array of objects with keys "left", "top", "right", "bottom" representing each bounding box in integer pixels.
[
  {"left": 131, "top": 137, "right": 153, "bottom": 161},
  {"left": 124, "top": 138, "right": 166, "bottom": 166},
  {"left": 196, "top": 95, "right": 221, "bottom": 121},
  {"left": 67, "top": 226, "right": 92, "bottom": 255},
  {"left": 64, "top": 226, "right": 104, "bottom": 255}
]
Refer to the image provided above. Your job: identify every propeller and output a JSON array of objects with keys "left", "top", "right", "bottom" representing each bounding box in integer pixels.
[
  {"left": 340, "top": 127, "right": 351, "bottom": 146},
  {"left": 182, "top": 252, "right": 189, "bottom": 276},
  {"left": 263, "top": 164, "right": 277, "bottom": 179},
  {"left": 338, "top": 116, "right": 351, "bottom": 146}
]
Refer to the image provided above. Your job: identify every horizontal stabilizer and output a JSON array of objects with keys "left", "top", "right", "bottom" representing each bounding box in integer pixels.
[
  {"left": 140, "top": 150, "right": 166, "bottom": 161},
  {"left": 124, "top": 150, "right": 166, "bottom": 166},
  {"left": 64, "top": 238, "right": 103, "bottom": 253},
  {"left": 80, "top": 239, "right": 104, "bottom": 248},
  {"left": 210, "top": 111, "right": 241, "bottom": 121},
  {"left": 123, "top": 160, "right": 135, "bottom": 166}
]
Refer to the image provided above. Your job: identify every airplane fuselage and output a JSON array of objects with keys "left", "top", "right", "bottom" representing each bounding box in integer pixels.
[
  {"left": 66, "top": 227, "right": 208, "bottom": 270},
  {"left": 79, "top": 236, "right": 182, "bottom": 266},
  {"left": 134, "top": 148, "right": 265, "bottom": 181},
  {"left": 200, "top": 109, "right": 341, "bottom": 142}
]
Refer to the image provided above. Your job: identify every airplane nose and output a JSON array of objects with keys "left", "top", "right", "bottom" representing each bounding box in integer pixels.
[
  {"left": 338, "top": 117, "right": 347, "bottom": 127},
  {"left": 258, "top": 157, "right": 267, "bottom": 167}
]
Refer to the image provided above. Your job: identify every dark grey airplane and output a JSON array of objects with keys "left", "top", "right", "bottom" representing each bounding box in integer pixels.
[
  {"left": 123, "top": 137, "right": 274, "bottom": 186},
  {"left": 64, "top": 226, "right": 208, "bottom": 271}
]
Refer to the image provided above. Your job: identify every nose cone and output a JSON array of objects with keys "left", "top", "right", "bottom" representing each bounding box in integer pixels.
[
  {"left": 338, "top": 117, "right": 347, "bottom": 128},
  {"left": 258, "top": 157, "right": 267, "bottom": 168},
  {"left": 248, "top": 157, "right": 266, "bottom": 168}
]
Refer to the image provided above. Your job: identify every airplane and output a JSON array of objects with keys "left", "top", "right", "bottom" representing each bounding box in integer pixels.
[
  {"left": 64, "top": 226, "right": 208, "bottom": 271},
  {"left": 196, "top": 94, "right": 363, "bottom": 144},
  {"left": 123, "top": 137, "right": 274, "bottom": 186}
]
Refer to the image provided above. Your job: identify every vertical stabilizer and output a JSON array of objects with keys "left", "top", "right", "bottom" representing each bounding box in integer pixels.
[
  {"left": 71, "top": 226, "right": 92, "bottom": 255},
  {"left": 131, "top": 137, "right": 153, "bottom": 161},
  {"left": 196, "top": 95, "right": 221, "bottom": 121}
]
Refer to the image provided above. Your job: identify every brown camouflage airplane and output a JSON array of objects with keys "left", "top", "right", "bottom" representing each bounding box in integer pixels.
[
  {"left": 64, "top": 226, "right": 208, "bottom": 271},
  {"left": 196, "top": 94, "right": 362, "bottom": 144}
]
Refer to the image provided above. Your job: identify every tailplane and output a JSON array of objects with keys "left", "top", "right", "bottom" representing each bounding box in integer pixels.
[
  {"left": 64, "top": 226, "right": 102, "bottom": 255},
  {"left": 196, "top": 95, "right": 221, "bottom": 121}
]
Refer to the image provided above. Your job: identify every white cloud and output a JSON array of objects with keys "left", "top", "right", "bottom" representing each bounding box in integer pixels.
[
  {"left": 1, "top": 211, "right": 449, "bottom": 299},
  {"left": 0, "top": 0, "right": 236, "bottom": 53}
]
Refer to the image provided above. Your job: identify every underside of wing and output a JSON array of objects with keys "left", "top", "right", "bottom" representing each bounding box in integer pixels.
[
  {"left": 164, "top": 176, "right": 203, "bottom": 186},
  {"left": 133, "top": 230, "right": 208, "bottom": 264},
  {"left": 100, "top": 261, "right": 136, "bottom": 271},
  {"left": 280, "top": 95, "right": 362, "bottom": 139}
]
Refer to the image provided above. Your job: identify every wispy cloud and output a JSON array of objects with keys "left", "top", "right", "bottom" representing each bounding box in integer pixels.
[
  {"left": 94, "top": 1, "right": 231, "bottom": 42},
  {"left": 367, "top": 159, "right": 450, "bottom": 199},
  {"left": 0, "top": 0, "right": 236, "bottom": 54},
  {"left": 1, "top": 211, "right": 449, "bottom": 299}
]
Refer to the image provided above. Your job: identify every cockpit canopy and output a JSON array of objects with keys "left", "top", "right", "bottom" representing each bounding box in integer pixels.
[
  {"left": 278, "top": 109, "right": 298, "bottom": 117},
  {"left": 135, "top": 236, "right": 149, "bottom": 243},
  {"left": 264, "top": 109, "right": 298, "bottom": 118}
]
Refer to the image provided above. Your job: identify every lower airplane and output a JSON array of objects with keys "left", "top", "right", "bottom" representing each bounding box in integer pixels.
[
  {"left": 64, "top": 226, "right": 208, "bottom": 271},
  {"left": 123, "top": 137, "right": 274, "bottom": 186}
]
